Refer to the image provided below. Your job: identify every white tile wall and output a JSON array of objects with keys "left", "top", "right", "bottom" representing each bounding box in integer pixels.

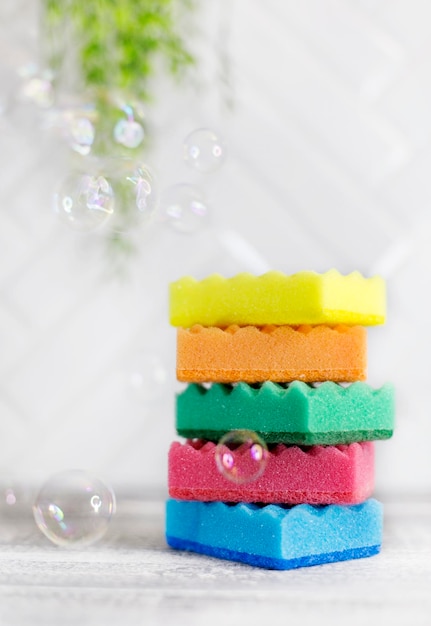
[{"left": 0, "top": 1, "right": 429, "bottom": 496}]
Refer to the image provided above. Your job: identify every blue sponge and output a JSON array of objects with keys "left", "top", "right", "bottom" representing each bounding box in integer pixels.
[{"left": 166, "top": 499, "right": 382, "bottom": 570}]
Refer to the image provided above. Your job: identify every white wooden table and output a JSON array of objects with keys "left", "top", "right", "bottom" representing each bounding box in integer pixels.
[{"left": 0, "top": 494, "right": 429, "bottom": 626}]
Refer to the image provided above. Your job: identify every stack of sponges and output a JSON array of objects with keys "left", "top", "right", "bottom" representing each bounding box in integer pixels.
[{"left": 166, "top": 270, "right": 394, "bottom": 570}]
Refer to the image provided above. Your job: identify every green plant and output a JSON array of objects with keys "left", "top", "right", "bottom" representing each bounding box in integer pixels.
[
  {"left": 42, "top": 0, "right": 195, "bottom": 100},
  {"left": 41, "top": 0, "right": 197, "bottom": 269}
]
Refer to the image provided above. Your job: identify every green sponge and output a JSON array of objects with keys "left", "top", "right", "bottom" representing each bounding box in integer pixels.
[{"left": 176, "top": 381, "right": 395, "bottom": 445}]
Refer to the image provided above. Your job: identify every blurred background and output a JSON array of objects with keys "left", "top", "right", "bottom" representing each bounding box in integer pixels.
[{"left": 0, "top": 0, "right": 429, "bottom": 499}]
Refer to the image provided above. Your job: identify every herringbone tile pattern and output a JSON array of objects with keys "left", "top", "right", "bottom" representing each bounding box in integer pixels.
[{"left": 0, "top": 1, "right": 429, "bottom": 493}]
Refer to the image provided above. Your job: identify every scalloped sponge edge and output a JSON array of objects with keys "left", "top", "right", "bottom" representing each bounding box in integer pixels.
[
  {"left": 166, "top": 499, "right": 383, "bottom": 570},
  {"left": 177, "top": 325, "right": 367, "bottom": 383},
  {"left": 168, "top": 440, "right": 374, "bottom": 504},
  {"left": 176, "top": 381, "right": 395, "bottom": 444},
  {"left": 169, "top": 270, "right": 386, "bottom": 327}
]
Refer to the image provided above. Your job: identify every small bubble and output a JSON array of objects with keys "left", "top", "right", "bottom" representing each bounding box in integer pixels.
[
  {"left": 114, "top": 118, "right": 145, "bottom": 149},
  {"left": 161, "top": 184, "right": 209, "bottom": 234},
  {"left": 183, "top": 128, "right": 226, "bottom": 173},
  {"left": 20, "top": 78, "right": 53, "bottom": 108},
  {"left": 33, "top": 470, "right": 116, "bottom": 547},
  {"left": 18, "top": 65, "right": 54, "bottom": 108},
  {"left": 0, "top": 479, "right": 31, "bottom": 515},
  {"left": 107, "top": 162, "right": 158, "bottom": 233},
  {"left": 54, "top": 172, "right": 114, "bottom": 231},
  {"left": 5, "top": 488, "right": 16, "bottom": 506},
  {"left": 68, "top": 117, "right": 95, "bottom": 155},
  {"left": 128, "top": 165, "right": 156, "bottom": 215},
  {"left": 215, "top": 430, "right": 268, "bottom": 484}
]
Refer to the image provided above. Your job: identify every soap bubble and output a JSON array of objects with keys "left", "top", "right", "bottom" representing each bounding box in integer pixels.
[
  {"left": 67, "top": 116, "right": 95, "bottom": 155},
  {"left": 183, "top": 128, "right": 226, "bottom": 173},
  {"left": 0, "top": 480, "right": 34, "bottom": 542},
  {"left": 18, "top": 64, "right": 54, "bottom": 108},
  {"left": 161, "top": 184, "right": 209, "bottom": 234},
  {"left": 125, "top": 164, "right": 156, "bottom": 215},
  {"left": 113, "top": 103, "right": 145, "bottom": 148},
  {"left": 107, "top": 162, "right": 158, "bottom": 233},
  {"left": 0, "top": 480, "right": 30, "bottom": 515},
  {"left": 215, "top": 430, "right": 268, "bottom": 484},
  {"left": 54, "top": 172, "right": 114, "bottom": 231},
  {"left": 114, "top": 118, "right": 145, "bottom": 148},
  {"left": 33, "top": 470, "right": 116, "bottom": 547},
  {"left": 41, "top": 104, "right": 96, "bottom": 154},
  {"left": 22, "top": 77, "right": 53, "bottom": 108}
]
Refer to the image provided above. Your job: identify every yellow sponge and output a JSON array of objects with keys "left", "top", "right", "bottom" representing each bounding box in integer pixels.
[{"left": 169, "top": 270, "right": 386, "bottom": 327}]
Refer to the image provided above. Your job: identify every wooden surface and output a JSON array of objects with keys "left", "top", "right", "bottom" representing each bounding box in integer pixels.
[{"left": 0, "top": 495, "right": 429, "bottom": 626}]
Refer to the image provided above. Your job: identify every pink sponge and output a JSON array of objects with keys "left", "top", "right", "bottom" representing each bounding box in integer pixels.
[{"left": 168, "top": 440, "right": 374, "bottom": 505}]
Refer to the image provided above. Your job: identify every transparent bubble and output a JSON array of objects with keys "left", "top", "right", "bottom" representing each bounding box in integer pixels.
[
  {"left": 18, "top": 65, "right": 54, "bottom": 109},
  {"left": 33, "top": 470, "right": 116, "bottom": 547},
  {"left": 114, "top": 118, "right": 145, "bottom": 149},
  {"left": 183, "top": 128, "right": 226, "bottom": 173},
  {"left": 0, "top": 480, "right": 30, "bottom": 516},
  {"left": 0, "top": 480, "right": 34, "bottom": 542},
  {"left": 127, "top": 352, "right": 167, "bottom": 404},
  {"left": 215, "top": 430, "right": 268, "bottom": 484},
  {"left": 21, "top": 77, "right": 53, "bottom": 108},
  {"left": 162, "top": 184, "right": 209, "bottom": 234},
  {"left": 107, "top": 162, "right": 158, "bottom": 233},
  {"left": 68, "top": 117, "right": 95, "bottom": 155},
  {"left": 4, "top": 488, "right": 17, "bottom": 507},
  {"left": 54, "top": 172, "right": 114, "bottom": 231},
  {"left": 41, "top": 104, "right": 96, "bottom": 153}
]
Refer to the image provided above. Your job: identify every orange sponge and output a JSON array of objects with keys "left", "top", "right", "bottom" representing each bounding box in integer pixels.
[{"left": 177, "top": 324, "right": 367, "bottom": 383}]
